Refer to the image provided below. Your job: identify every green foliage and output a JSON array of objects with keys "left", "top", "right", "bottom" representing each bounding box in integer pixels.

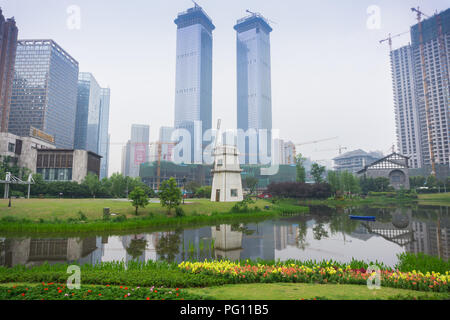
[
  {"left": 159, "top": 177, "right": 182, "bottom": 214},
  {"left": 395, "top": 252, "right": 450, "bottom": 274},
  {"left": 0, "top": 283, "right": 205, "bottom": 300},
  {"left": 185, "top": 181, "right": 200, "bottom": 193},
  {"left": 359, "top": 176, "right": 392, "bottom": 194},
  {"left": 310, "top": 163, "right": 326, "bottom": 184},
  {"left": 243, "top": 176, "right": 259, "bottom": 194},
  {"left": 128, "top": 186, "right": 149, "bottom": 215},
  {"left": 295, "top": 154, "right": 306, "bottom": 183},
  {"left": 327, "top": 170, "right": 360, "bottom": 195},
  {"left": 77, "top": 211, "right": 88, "bottom": 221},
  {"left": 194, "top": 186, "right": 212, "bottom": 198},
  {"left": 175, "top": 206, "right": 185, "bottom": 217},
  {"left": 82, "top": 173, "right": 101, "bottom": 198}
]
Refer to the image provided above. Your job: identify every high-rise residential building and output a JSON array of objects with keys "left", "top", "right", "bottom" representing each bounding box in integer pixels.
[
  {"left": 74, "top": 73, "right": 101, "bottom": 153},
  {"left": 8, "top": 39, "right": 79, "bottom": 148},
  {"left": 0, "top": 9, "right": 18, "bottom": 133},
  {"left": 391, "top": 45, "right": 422, "bottom": 168},
  {"left": 124, "top": 124, "right": 149, "bottom": 177},
  {"left": 174, "top": 4, "right": 214, "bottom": 163},
  {"left": 98, "top": 88, "right": 110, "bottom": 179},
  {"left": 234, "top": 12, "right": 273, "bottom": 164},
  {"left": 409, "top": 9, "right": 450, "bottom": 168}
]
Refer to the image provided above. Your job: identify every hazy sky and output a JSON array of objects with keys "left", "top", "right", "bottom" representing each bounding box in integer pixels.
[{"left": 1, "top": 0, "right": 448, "bottom": 174}]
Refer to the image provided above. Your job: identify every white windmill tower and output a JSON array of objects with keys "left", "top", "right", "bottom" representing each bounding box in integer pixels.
[{"left": 210, "top": 119, "right": 243, "bottom": 202}]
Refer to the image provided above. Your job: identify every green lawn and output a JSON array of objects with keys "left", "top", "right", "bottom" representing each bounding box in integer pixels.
[
  {"left": 418, "top": 192, "right": 450, "bottom": 206},
  {"left": 0, "top": 198, "right": 273, "bottom": 222},
  {"left": 186, "top": 283, "right": 449, "bottom": 300}
]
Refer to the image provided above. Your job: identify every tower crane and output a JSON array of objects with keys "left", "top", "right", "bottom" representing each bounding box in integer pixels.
[
  {"left": 287, "top": 136, "right": 339, "bottom": 164},
  {"left": 379, "top": 31, "right": 409, "bottom": 51},
  {"left": 411, "top": 6, "right": 436, "bottom": 176},
  {"left": 315, "top": 145, "right": 348, "bottom": 155}
]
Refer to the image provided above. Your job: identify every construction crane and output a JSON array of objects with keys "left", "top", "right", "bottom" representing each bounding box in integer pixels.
[
  {"left": 411, "top": 7, "right": 436, "bottom": 176},
  {"left": 285, "top": 136, "right": 338, "bottom": 164},
  {"left": 245, "top": 9, "right": 277, "bottom": 25},
  {"left": 379, "top": 31, "right": 409, "bottom": 51},
  {"left": 151, "top": 141, "right": 178, "bottom": 190},
  {"left": 315, "top": 145, "right": 348, "bottom": 155}
]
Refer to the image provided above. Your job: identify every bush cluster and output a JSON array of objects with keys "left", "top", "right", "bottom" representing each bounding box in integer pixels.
[{"left": 267, "top": 182, "right": 332, "bottom": 199}]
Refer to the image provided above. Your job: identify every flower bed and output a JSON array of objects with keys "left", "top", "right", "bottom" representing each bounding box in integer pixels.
[
  {"left": 178, "top": 261, "right": 450, "bottom": 293},
  {"left": 0, "top": 283, "right": 204, "bottom": 300}
]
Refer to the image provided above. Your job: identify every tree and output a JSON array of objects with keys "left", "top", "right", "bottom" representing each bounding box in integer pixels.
[
  {"left": 295, "top": 154, "right": 306, "bottom": 183},
  {"left": 159, "top": 177, "right": 182, "bottom": 215},
  {"left": 243, "top": 176, "right": 258, "bottom": 194},
  {"left": 128, "top": 186, "right": 149, "bottom": 215},
  {"left": 82, "top": 173, "right": 101, "bottom": 198},
  {"left": 311, "top": 163, "right": 326, "bottom": 184},
  {"left": 185, "top": 181, "right": 200, "bottom": 194}
]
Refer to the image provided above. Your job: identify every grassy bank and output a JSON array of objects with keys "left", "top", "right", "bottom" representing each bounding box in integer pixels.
[
  {"left": 417, "top": 192, "right": 450, "bottom": 206},
  {"left": 0, "top": 198, "right": 308, "bottom": 233},
  {"left": 298, "top": 192, "right": 450, "bottom": 207}
]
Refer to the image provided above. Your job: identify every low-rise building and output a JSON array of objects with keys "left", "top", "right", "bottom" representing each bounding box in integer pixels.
[
  {"left": 0, "top": 131, "right": 55, "bottom": 172},
  {"left": 357, "top": 152, "right": 410, "bottom": 190},
  {"left": 36, "top": 149, "right": 101, "bottom": 183},
  {"left": 333, "top": 149, "right": 383, "bottom": 173}
]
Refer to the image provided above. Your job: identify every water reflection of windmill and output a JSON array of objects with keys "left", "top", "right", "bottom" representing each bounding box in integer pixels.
[
  {"left": 211, "top": 224, "right": 244, "bottom": 260},
  {"left": 361, "top": 209, "right": 414, "bottom": 246}
]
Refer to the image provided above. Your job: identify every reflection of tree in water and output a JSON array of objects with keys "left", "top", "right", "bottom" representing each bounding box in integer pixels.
[
  {"left": 296, "top": 220, "right": 308, "bottom": 250},
  {"left": 126, "top": 237, "right": 148, "bottom": 260},
  {"left": 155, "top": 230, "right": 182, "bottom": 263},
  {"left": 312, "top": 222, "right": 329, "bottom": 240},
  {"left": 329, "top": 213, "right": 359, "bottom": 235},
  {"left": 230, "top": 223, "right": 255, "bottom": 236}
]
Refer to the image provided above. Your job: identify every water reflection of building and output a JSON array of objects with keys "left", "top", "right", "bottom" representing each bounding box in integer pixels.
[
  {"left": 407, "top": 216, "right": 450, "bottom": 261},
  {"left": 274, "top": 225, "right": 299, "bottom": 250},
  {"left": 212, "top": 225, "right": 243, "bottom": 261},
  {"left": 0, "top": 237, "right": 99, "bottom": 267}
]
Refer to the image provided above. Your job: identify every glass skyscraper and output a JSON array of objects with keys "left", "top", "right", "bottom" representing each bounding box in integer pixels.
[
  {"left": 174, "top": 5, "right": 214, "bottom": 163},
  {"left": 74, "top": 72, "right": 101, "bottom": 153},
  {"left": 9, "top": 39, "right": 79, "bottom": 148},
  {"left": 234, "top": 13, "right": 273, "bottom": 164},
  {"left": 0, "top": 9, "right": 18, "bottom": 133},
  {"left": 98, "top": 88, "right": 111, "bottom": 179}
]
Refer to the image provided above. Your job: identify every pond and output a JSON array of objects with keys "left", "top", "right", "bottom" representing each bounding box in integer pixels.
[{"left": 0, "top": 204, "right": 449, "bottom": 268}]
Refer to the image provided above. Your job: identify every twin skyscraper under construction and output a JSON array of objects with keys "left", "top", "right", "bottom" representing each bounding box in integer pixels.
[{"left": 173, "top": 4, "right": 273, "bottom": 164}]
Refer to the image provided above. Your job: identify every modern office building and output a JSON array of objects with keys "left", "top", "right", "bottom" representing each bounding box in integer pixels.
[
  {"left": 74, "top": 75, "right": 110, "bottom": 179},
  {"left": 8, "top": 39, "right": 79, "bottom": 149},
  {"left": 174, "top": 4, "right": 214, "bottom": 163},
  {"left": 391, "top": 45, "right": 422, "bottom": 168},
  {"left": 0, "top": 9, "right": 18, "bottom": 133},
  {"left": 122, "top": 124, "right": 149, "bottom": 177},
  {"left": 234, "top": 12, "right": 273, "bottom": 164},
  {"left": 74, "top": 73, "right": 101, "bottom": 153},
  {"left": 98, "top": 88, "right": 110, "bottom": 179}
]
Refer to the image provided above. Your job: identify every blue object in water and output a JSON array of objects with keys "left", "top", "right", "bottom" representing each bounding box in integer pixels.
[{"left": 349, "top": 215, "right": 376, "bottom": 221}]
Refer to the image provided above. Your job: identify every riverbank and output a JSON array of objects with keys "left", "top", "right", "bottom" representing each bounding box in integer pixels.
[
  {"left": 298, "top": 192, "right": 450, "bottom": 207},
  {"left": 0, "top": 254, "right": 448, "bottom": 300},
  {"left": 0, "top": 198, "right": 308, "bottom": 233}
]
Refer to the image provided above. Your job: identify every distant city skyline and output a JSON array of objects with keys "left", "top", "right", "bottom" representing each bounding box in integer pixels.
[{"left": 1, "top": 0, "right": 449, "bottom": 175}]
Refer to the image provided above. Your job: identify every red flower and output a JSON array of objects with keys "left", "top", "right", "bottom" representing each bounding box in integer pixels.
[
  {"left": 146, "top": 297, "right": 150, "bottom": 300},
  {"left": 98, "top": 294, "right": 102, "bottom": 296},
  {"left": 44, "top": 288, "right": 48, "bottom": 291},
  {"left": 21, "top": 293, "right": 25, "bottom": 296},
  {"left": 58, "top": 290, "right": 62, "bottom": 293}
]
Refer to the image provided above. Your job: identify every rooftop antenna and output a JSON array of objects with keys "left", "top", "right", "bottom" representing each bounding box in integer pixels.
[{"left": 192, "top": 0, "right": 200, "bottom": 8}]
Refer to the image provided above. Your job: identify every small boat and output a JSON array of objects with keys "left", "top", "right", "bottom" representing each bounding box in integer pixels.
[{"left": 349, "top": 215, "right": 376, "bottom": 221}]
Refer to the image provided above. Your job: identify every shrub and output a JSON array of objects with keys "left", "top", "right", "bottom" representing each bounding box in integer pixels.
[{"left": 175, "top": 206, "right": 185, "bottom": 217}]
